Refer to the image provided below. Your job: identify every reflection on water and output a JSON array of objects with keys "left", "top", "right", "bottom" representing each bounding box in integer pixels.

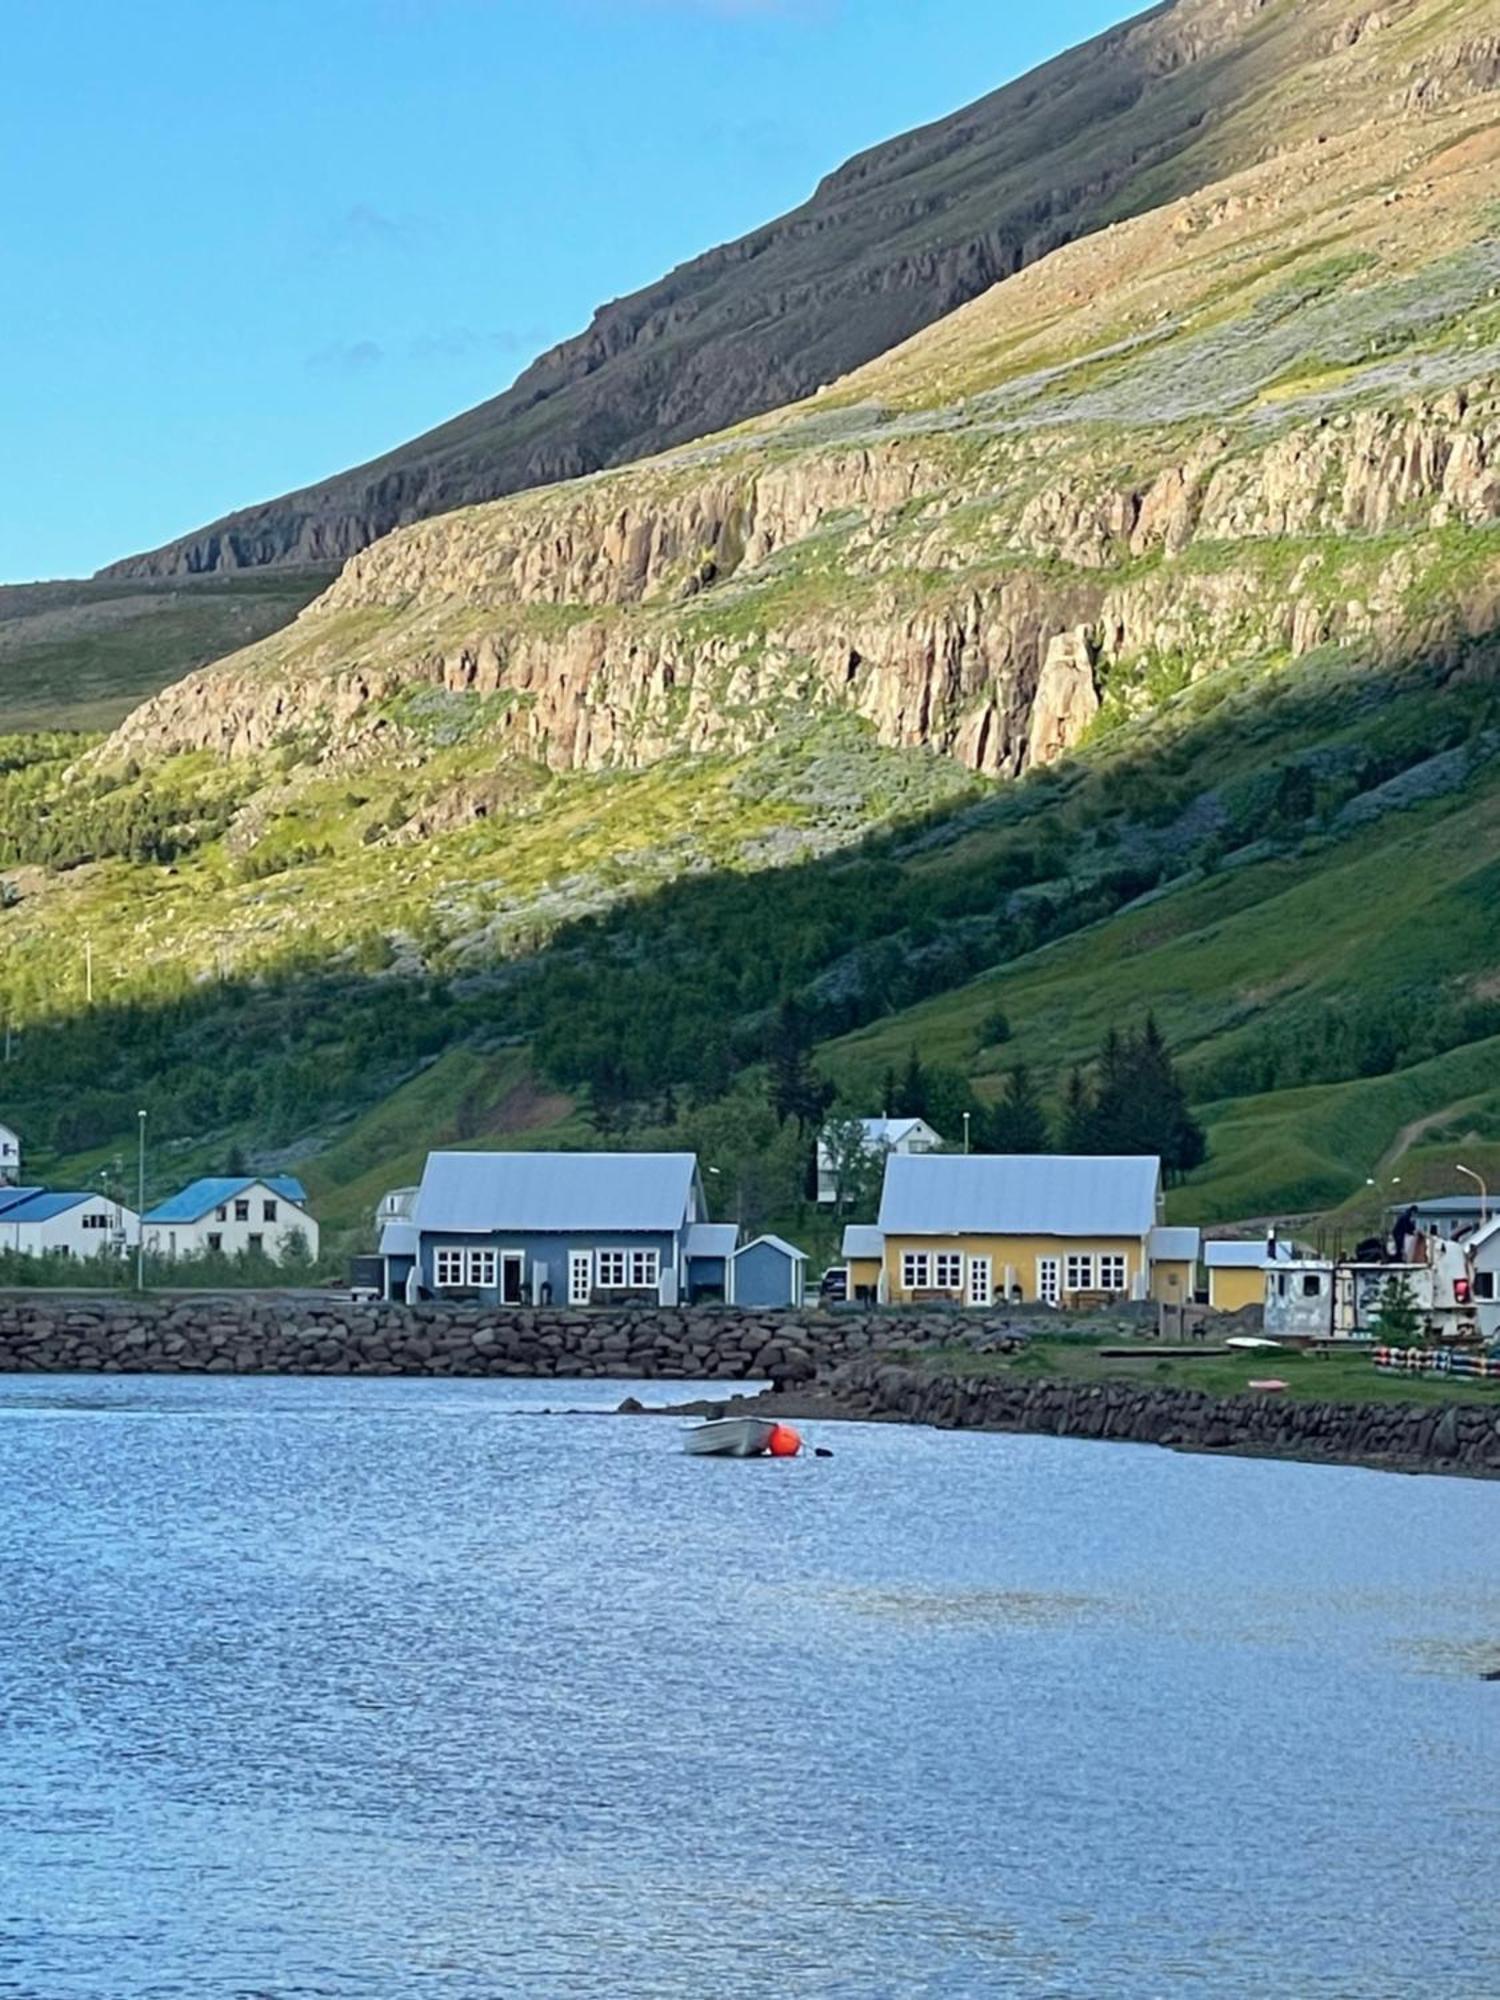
[{"left": 0, "top": 1373, "right": 1497, "bottom": 1999}]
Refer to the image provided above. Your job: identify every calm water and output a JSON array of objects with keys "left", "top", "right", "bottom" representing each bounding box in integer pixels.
[{"left": 0, "top": 1376, "right": 1496, "bottom": 1999}]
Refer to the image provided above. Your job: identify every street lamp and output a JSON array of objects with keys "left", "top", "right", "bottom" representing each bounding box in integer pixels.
[
  {"left": 136, "top": 1109, "right": 147, "bottom": 1291},
  {"left": 1457, "top": 1163, "right": 1489, "bottom": 1225},
  {"left": 962, "top": 1111, "right": 972, "bottom": 1156}
]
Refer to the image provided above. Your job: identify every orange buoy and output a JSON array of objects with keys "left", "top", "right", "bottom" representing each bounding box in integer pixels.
[{"left": 767, "top": 1423, "right": 803, "bottom": 1458}]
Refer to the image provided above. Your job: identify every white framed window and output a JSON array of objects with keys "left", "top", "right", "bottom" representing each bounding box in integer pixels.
[
  {"left": 901, "top": 1251, "right": 931, "bottom": 1291},
  {"left": 597, "top": 1249, "right": 628, "bottom": 1288},
  {"left": 933, "top": 1252, "right": 964, "bottom": 1290},
  {"left": 1476, "top": 1272, "right": 1495, "bottom": 1302},
  {"left": 434, "top": 1247, "right": 466, "bottom": 1288},
  {"left": 82, "top": 1212, "right": 108, "bottom": 1231},
  {"left": 1098, "top": 1254, "right": 1127, "bottom": 1293},
  {"left": 467, "top": 1248, "right": 497, "bottom": 1288},
  {"left": 1065, "top": 1252, "right": 1095, "bottom": 1293},
  {"left": 1037, "top": 1257, "right": 1061, "bottom": 1306},
  {"left": 629, "top": 1248, "right": 660, "bottom": 1289}
]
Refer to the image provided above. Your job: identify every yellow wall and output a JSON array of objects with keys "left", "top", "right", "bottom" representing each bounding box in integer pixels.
[
  {"left": 847, "top": 1256, "right": 882, "bottom": 1298},
  {"left": 1150, "top": 1259, "right": 1196, "bottom": 1304},
  {"left": 882, "top": 1234, "right": 1145, "bottom": 1306},
  {"left": 1209, "top": 1267, "right": 1265, "bottom": 1313}
]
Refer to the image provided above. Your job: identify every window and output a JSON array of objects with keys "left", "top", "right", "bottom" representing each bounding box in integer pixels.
[
  {"left": 1301, "top": 1273, "right": 1323, "bottom": 1298},
  {"left": 248, "top": 1234, "right": 264, "bottom": 1255},
  {"left": 215, "top": 1206, "right": 227, "bottom": 1222},
  {"left": 82, "top": 1212, "right": 108, "bottom": 1231},
  {"left": 1276, "top": 1273, "right": 1289, "bottom": 1299},
  {"left": 629, "top": 1248, "right": 660, "bottom": 1289},
  {"left": 1475, "top": 1272, "right": 1495, "bottom": 1301},
  {"left": 1098, "top": 1254, "right": 1127, "bottom": 1294},
  {"left": 901, "top": 1251, "right": 931, "bottom": 1291},
  {"left": 434, "top": 1247, "right": 466, "bottom": 1288},
  {"left": 597, "top": 1249, "right": 628, "bottom": 1288},
  {"left": 933, "top": 1252, "right": 964, "bottom": 1290},
  {"left": 1065, "top": 1253, "right": 1095, "bottom": 1293},
  {"left": 263, "top": 1200, "right": 279, "bottom": 1222},
  {"left": 234, "top": 1199, "right": 250, "bottom": 1222},
  {"left": 467, "top": 1248, "right": 497, "bottom": 1288},
  {"left": 207, "top": 1233, "right": 223, "bottom": 1253}
]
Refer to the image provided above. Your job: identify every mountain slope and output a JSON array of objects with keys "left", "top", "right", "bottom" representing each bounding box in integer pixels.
[
  {"left": 7, "top": 0, "right": 1500, "bottom": 1242},
  {"left": 96, "top": 0, "right": 1483, "bottom": 580}
]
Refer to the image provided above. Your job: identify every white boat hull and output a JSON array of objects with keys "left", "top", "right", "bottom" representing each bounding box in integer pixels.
[{"left": 682, "top": 1417, "right": 778, "bottom": 1458}]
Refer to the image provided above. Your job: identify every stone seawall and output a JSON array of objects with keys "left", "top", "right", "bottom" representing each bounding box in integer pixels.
[
  {"left": 0, "top": 1294, "right": 997, "bottom": 1379},
  {"left": 815, "top": 1360, "right": 1500, "bottom": 1480}
]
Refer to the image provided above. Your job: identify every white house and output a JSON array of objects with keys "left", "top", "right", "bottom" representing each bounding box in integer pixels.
[
  {"left": 0, "top": 1187, "right": 139, "bottom": 1260},
  {"left": 0, "top": 1122, "right": 20, "bottom": 1186},
  {"left": 141, "top": 1176, "right": 319, "bottom": 1263},
  {"left": 817, "top": 1116, "right": 943, "bottom": 1205},
  {"left": 1463, "top": 1215, "right": 1500, "bottom": 1346}
]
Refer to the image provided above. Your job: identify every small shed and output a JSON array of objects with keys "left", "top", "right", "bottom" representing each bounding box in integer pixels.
[
  {"left": 1206, "top": 1238, "right": 1292, "bottom": 1313},
  {"left": 730, "top": 1234, "right": 807, "bottom": 1309},
  {"left": 1148, "top": 1225, "right": 1201, "bottom": 1305},
  {"left": 684, "top": 1221, "right": 740, "bottom": 1303},
  {"left": 842, "top": 1223, "right": 884, "bottom": 1303}
]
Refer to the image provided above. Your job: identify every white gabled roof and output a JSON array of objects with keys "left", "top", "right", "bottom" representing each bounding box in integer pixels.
[
  {"left": 842, "top": 1224, "right": 884, "bottom": 1260},
  {"left": 878, "top": 1153, "right": 1160, "bottom": 1238},
  {"left": 412, "top": 1151, "right": 699, "bottom": 1234},
  {"left": 1205, "top": 1239, "right": 1293, "bottom": 1268},
  {"left": 1149, "top": 1225, "right": 1201, "bottom": 1263},
  {"left": 734, "top": 1234, "right": 808, "bottom": 1263}
]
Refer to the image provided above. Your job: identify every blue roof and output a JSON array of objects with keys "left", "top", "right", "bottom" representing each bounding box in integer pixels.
[
  {"left": 413, "top": 1151, "right": 700, "bottom": 1234},
  {"left": 143, "top": 1175, "right": 308, "bottom": 1225},
  {"left": 0, "top": 1186, "right": 45, "bottom": 1218},
  {"left": 0, "top": 1191, "right": 93, "bottom": 1223}
]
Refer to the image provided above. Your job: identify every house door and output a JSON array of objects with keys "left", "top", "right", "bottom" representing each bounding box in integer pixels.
[
  {"left": 500, "top": 1253, "right": 525, "bottom": 1305},
  {"left": 1037, "top": 1257, "right": 1061, "bottom": 1307},
  {"left": 569, "top": 1251, "right": 592, "bottom": 1306},
  {"left": 967, "top": 1256, "right": 993, "bottom": 1308}
]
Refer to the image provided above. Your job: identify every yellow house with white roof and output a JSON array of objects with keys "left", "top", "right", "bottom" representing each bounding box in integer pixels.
[{"left": 872, "top": 1152, "right": 1177, "bottom": 1308}]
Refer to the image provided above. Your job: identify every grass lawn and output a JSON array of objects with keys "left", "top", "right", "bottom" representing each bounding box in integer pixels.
[{"left": 911, "top": 1337, "right": 1500, "bottom": 1409}]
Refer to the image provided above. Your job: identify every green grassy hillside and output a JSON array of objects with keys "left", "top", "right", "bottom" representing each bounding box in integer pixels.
[
  {"left": 7, "top": 2, "right": 1500, "bottom": 1260},
  {"left": 0, "top": 571, "right": 333, "bottom": 731}
]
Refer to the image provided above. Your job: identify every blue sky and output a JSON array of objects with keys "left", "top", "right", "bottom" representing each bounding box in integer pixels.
[{"left": 1, "top": 0, "right": 1132, "bottom": 582}]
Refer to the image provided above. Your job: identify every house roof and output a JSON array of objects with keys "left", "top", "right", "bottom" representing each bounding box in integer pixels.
[
  {"left": 143, "top": 1175, "right": 309, "bottom": 1225},
  {"left": 412, "top": 1151, "right": 700, "bottom": 1234},
  {"left": 1149, "top": 1225, "right": 1201, "bottom": 1263},
  {"left": 379, "top": 1220, "right": 419, "bottom": 1259},
  {"left": 842, "top": 1223, "right": 884, "bottom": 1260},
  {"left": 1205, "top": 1239, "right": 1293, "bottom": 1269},
  {"left": 878, "top": 1153, "right": 1160, "bottom": 1238},
  {"left": 684, "top": 1222, "right": 739, "bottom": 1260},
  {"left": 0, "top": 1190, "right": 95, "bottom": 1223},
  {"left": 1465, "top": 1215, "right": 1500, "bottom": 1255},
  {"left": 0, "top": 1185, "right": 44, "bottom": 1218},
  {"left": 734, "top": 1233, "right": 808, "bottom": 1263}
]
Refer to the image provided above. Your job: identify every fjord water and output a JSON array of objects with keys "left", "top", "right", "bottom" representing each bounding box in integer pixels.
[{"left": 1, "top": 1377, "right": 1496, "bottom": 1999}]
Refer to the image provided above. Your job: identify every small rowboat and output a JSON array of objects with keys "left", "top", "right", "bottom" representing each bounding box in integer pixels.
[{"left": 682, "top": 1417, "right": 779, "bottom": 1457}]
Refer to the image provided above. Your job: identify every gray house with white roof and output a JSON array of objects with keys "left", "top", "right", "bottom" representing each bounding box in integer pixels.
[{"left": 381, "top": 1150, "right": 740, "bottom": 1307}]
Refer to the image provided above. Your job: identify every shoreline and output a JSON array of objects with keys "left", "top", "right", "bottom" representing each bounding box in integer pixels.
[{"left": 647, "top": 1363, "right": 1500, "bottom": 1482}]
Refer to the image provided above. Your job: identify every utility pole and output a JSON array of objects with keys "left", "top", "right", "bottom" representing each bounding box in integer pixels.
[{"left": 136, "top": 1109, "right": 147, "bottom": 1291}]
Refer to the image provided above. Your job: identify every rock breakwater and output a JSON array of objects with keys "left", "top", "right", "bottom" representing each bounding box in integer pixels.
[
  {"left": 0, "top": 1294, "right": 994, "bottom": 1379},
  {"left": 808, "top": 1359, "right": 1500, "bottom": 1479}
]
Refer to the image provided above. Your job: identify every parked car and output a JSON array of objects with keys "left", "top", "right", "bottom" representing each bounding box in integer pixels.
[{"left": 819, "top": 1265, "right": 848, "bottom": 1304}]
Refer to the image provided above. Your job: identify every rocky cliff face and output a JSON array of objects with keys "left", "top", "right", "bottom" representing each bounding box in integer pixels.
[{"left": 96, "top": 0, "right": 1484, "bottom": 582}]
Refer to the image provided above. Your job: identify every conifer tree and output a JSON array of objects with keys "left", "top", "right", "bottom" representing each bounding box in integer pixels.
[{"left": 988, "top": 1062, "right": 1051, "bottom": 1155}]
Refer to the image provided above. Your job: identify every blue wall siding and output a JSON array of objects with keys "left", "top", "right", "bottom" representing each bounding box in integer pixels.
[
  {"left": 417, "top": 1228, "right": 682, "bottom": 1303},
  {"left": 686, "top": 1255, "right": 730, "bottom": 1301},
  {"left": 733, "top": 1242, "right": 804, "bottom": 1308}
]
